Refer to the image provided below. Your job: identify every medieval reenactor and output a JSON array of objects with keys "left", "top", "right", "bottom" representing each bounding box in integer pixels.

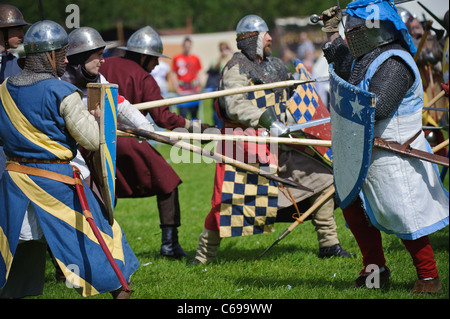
[
  {"left": 194, "top": 14, "right": 353, "bottom": 265},
  {"left": 320, "top": 0, "right": 448, "bottom": 293},
  {"left": 0, "top": 4, "right": 30, "bottom": 180},
  {"left": 99, "top": 26, "right": 210, "bottom": 258},
  {"left": 0, "top": 20, "right": 139, "bottom": 299},
  {"left": 61, "top": 26, "right": 155, "bottom": 197}
]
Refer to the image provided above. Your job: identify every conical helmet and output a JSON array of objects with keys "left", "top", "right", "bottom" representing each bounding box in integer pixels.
[
  {"left": 66, "top": 27, "right": 109, "bottom": 56},
  {"left": 118, "top": 26, "right": 169, "bottom": 58}
]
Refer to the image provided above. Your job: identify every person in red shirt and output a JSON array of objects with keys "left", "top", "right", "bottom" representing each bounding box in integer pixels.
[{"left": 170, "top": 37, "right": 202, "bottom": 119}]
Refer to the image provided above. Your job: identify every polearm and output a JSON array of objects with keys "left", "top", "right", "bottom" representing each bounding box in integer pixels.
[
  {"left": 259, "top": 137, "right": 449, "bottom": 257},
  {"left": 259, "top": 186, "right": 336, "bottom": 258},
  {"left": 72, "top": 167, "right": 131, "bottom": 292},
  {"left": 310, "top": 0, "right": 417, "bottom": 23},
  {"left": 117, "top": 123, "right": 313, "bottom": 192},
  {"left": 133, "top": 131, "right": 333, "bottom": 147},
  {"left": 118, "top": 129, "right": 448, "bottom": 166},
  {"left": 119, "top": 116, "right": 333, "bottom": 147},
  {"left": 133, "top": 77, "right": 328, "bottom": 111},
  {"left": 414, "top": 19, "right": 434, "bottom": 62}
]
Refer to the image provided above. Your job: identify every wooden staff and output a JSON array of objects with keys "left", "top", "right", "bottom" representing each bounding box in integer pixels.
[
  {"left": 260, "top": 135, "right": 450, "bottom": 258},
  {"left": 414, "top": 20, "right": 434, "bottom": 63},
  {"left": 424, "top": 90, "right": 446, "bottom": 109},
  {"left": 432, "top": 139, "right": 449, "bottom": 153},
  {"left": 133, "top": 78, "right": 327, "bottom": 111},
  {"left": 119, "top": 130, "right": 333, "bottom": 147},
  {"left": 72, "top": 167, "right": 131, "bottom": 292},
  {"left": 117, "top": 123, "right": 313, "bottom": 191},
  {"left": 259, "top": 186, "right": 336, "bottom": 258}
]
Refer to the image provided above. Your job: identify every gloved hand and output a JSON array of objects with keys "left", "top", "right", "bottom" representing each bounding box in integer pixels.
[
  {"left": 321, "top": 6, "right": 342, "bottom": 33},
  {"left": 258, "top": 106, "right": 290, "bottom": 137},
  {"left": 187, "top": 120, "right": 213, "bottom": 133},
  {"left": 441, "top": 81, "right": 449, "bottom": 97},
  {"left": 268, "top": 121, "right": 290, "bottom": 137}
]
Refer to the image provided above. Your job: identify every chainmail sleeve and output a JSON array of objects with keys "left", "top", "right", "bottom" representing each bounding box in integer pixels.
[
  {"left": 322, "top": 37, "right": 354, "bottom": 81},
  {"left": 368, "top": 56, "right": 415, "bottom": 120}
]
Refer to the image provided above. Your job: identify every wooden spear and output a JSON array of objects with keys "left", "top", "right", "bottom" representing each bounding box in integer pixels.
[
  {"left": 133, "top": 78, "right": 327, "bottom": 110},
  {"left": 260, "top": 137, "right": 450, "bottom": 258},
  {"left": 118, "top": 130, "right": 333, "bottom": 147},
  {"left": 259, "top": 186, "right": 336, "bottom": 258},
  {"left": 117, "top": 123, "right": 313, "bottom": 192}
]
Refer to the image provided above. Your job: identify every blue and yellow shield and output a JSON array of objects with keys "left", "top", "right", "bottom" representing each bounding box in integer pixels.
[{"left": 87, "top": 83, "right": 117, "bottom": 225}]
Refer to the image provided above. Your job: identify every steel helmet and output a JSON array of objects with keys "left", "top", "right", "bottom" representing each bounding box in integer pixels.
[
  {"left": 0, "top": 4, "right": 30, "bottom": 28},
  {"left": 23, "top": 20, "right": 68, "bottom": 54},
  {"left": 396, "top": 7, "right": 414, "bottom": 25},
  {"left": 118, "top": 26, "right": 169, "bottom": 58},
  {"left": 66, "top": 27, "right": 109, "bottom": 56},
  {"left": 236, "top": 15, "right": 269, "bottom": 36}
]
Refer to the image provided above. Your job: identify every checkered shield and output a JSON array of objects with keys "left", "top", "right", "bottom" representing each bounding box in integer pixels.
[
  {"left": 219, "top": 163, "right": 279, "bottom": 238},
  {"left": 287, "top": 60, "right": 333, "bottom": 162}
]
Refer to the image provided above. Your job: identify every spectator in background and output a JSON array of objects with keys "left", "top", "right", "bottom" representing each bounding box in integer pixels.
[
  {"left": 151, "top": 59, "right": 171, "bottom": 98},
  {"left": 296, "top": 31, "right": 316, "bottom": 73},
  {"left": 205, "top": 42, "right": 233, "bottom": 128},
  {"left": 171, "top": 37, "right": 202, "bottom": 119}
]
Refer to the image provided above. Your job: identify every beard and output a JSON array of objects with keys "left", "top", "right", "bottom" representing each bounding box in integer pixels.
[{"left": 263, "top": 45, "right": 272, "bottom": 58}]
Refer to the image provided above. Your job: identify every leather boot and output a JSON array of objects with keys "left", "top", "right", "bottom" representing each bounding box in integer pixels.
[
  {"left": 412, "top": 277, "right": 442, "bottom": 294},
  {"left": 318, "top": 244, "right": 355, "bottom": 258},
  {"left": 111, "top": 286, "right": 133, "bottom": 299},
  {"left": 160, "top": 226, "right": 188, "bottom": 258},
  {"left": 349, "top": 266, "right": 391, "bottom": 290},
  {"left": 194, "top": 228, "right": 221, "bottom": 264}
]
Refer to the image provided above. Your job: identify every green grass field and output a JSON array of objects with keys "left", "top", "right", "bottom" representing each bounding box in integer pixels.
[{"left": 29, "top": 102, "right": 449, "bottom": 302}]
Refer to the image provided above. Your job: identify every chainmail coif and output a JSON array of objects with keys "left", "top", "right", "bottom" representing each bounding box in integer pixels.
[{"left": 8, "top": 45, "right": 68, "bottom": 86}]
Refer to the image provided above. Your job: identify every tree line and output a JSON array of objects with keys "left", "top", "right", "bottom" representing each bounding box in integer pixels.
[{"left": 15, "top": 0, "right": 338, "bottom": 34}]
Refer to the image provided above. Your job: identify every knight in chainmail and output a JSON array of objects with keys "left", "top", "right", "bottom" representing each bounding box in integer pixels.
[
  {"left": 61, "top": 27, "right": 189, "bottom": 260},
  {"left": 194, "top": 15, "right": 354, "bottom": 265},
  {"left": 320, "top": 0, "right": 448, "bottom": 294},
  {"left": 0, "top": 20, "right": 139, "bottom": 299},
  {"left": 9, "top": 43, "right": 67, "bottom": 85}
]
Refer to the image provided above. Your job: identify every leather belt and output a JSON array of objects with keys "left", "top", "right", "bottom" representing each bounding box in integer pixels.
[
  {"left": 373, "top": 131, "right": 449, "bottom": 167},
  {"left": 7, "top": 157, "right": 69, "bottom": 164},
  {"left": 5, "top": 162, "right": 83, "bottom": 186}
]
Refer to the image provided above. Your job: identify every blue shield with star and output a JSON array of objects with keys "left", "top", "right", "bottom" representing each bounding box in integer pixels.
[{"left": 329, "top": 64, "right": 376, "bottom": 209}]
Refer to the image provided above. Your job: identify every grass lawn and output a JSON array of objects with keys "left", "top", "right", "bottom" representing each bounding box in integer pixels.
[{"left": 28, "top": 102, "right": 449, "bottom": 304}]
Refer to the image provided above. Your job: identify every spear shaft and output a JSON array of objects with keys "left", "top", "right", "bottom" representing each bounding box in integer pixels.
[
  {"left": 259, "top": 186, "right": 336, "bottom": 258},
  {"left": 117, "top": 123, "right": 313, "bottom": 191},
  {"left": 133, "top": 78, "right": 328, "bottom": 111}
]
